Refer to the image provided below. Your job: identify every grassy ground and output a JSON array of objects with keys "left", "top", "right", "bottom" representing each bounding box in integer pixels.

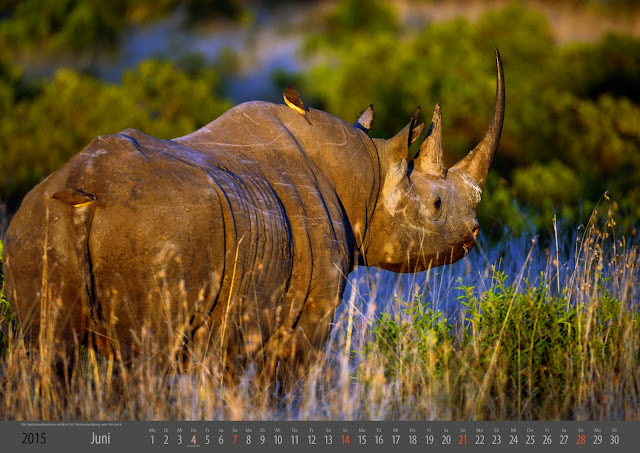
[{"left": 0, "top": 201, "right": 638, "bottom": 420}]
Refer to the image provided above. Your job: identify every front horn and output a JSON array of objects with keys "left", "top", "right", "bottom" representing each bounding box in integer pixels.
[{"left": 449, "top": 48, "right": 505, "bottom": 196}]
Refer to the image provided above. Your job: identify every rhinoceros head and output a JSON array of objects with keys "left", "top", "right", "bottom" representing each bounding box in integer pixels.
[{"left": 363, "top": 49, "right": 505, "bottom": 272}]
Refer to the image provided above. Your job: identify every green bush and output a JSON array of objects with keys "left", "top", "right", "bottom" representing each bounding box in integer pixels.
[
  {"left": 0, "top": 0, "right": 249, "bottom": 54},
  {"left": 0, "top": 59, "right": 232, "bottom": 210},
  {"left": 368, "top": 269, "right": 640, "bottom": 419},
  {"left": 0, "top": 239, "right": 4, "bottom": 291},
  {"left": 2, "top": 2, "right": 640, "bottom": 237},
  {"left": 512, "top": 160, "right": 581, "bottom": 218},
  {"left": 0, "top": 0, "right": 127, "bottom": 52},
  {"left": 0, "top": 239, "right": 17, "bottom": 356},
  {"left": 559, "top": 33, "right": 640, "bottom": 102}
]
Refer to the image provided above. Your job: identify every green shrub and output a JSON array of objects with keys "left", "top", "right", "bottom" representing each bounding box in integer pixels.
[
  {"left": 3, "top": 3, "right": 640, "bottom": 237},
  {"left": 366, "top": 268, "right": 640, "bottom": 419},
  {"left": 0, "top": 0, "right": 248, "bottom": 54},
  {"left": 0, "top": 59, "right": 232, "bottom": 210},
  {"left": 0, "top": 240, "right": 17, "bottom": 356}
]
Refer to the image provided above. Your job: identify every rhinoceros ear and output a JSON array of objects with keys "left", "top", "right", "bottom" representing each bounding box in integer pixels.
[
  {"left": 411, "top": 122, "right": 425, "bottom": 144},
  {"left": 354, "top": 105, "right": 374, "bottom": 133},
  {"left": 413, "top": 103, "right": 446, "bottom": 177},
  {"left": 385, "top": 108, "right": 424, "bottom": 160}
]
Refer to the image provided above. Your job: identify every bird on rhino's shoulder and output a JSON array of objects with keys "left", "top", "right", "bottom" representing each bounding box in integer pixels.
[{"left": 284, "top": 85, "right": 312, "bottom": 125}]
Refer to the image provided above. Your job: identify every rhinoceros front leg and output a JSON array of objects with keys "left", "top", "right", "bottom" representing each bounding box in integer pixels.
[
  {"left": 277, "top": 300, "right": 339, "bottom": 385},
  {"left": 267, "top": 268, "right": 347, "bottom": 388}
]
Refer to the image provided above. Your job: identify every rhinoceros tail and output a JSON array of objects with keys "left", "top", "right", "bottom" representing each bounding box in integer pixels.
[
  {"left": 51, "top": 188, "right": 102, "bottom": 328},
  {"left": 3, "top": 181, "right": 105, "bottom": 361}
]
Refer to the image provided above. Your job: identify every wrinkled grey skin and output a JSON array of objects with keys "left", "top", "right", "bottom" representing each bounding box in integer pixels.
[{"left": 3, "top": 51, "right": 504, "bottom": 381}]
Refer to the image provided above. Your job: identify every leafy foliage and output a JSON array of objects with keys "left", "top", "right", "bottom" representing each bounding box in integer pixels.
[
  {"left": 0, "top": 58, "right": 232, "bottom": 210},
  {"left": 0, "top": 0, "right": 249, "bottom": 54},
  {"left": 0, "top": 240, "right": 17, "bottom": 356},
  {"left": 0, "top": 240, "right": 4, "bottom": 293},
  {"left": 368, "top": 269, "right": 640, "bottom": 419},
  {"left": 2, "top": 2, "right": 640, "bottom": 236}
]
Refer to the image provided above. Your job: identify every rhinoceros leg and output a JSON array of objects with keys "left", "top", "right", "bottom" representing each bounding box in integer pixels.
[
  {"left": 3, "top": 180, "right": 100, "bottom": 393},
  {"left": 259, "top": 259, "right": 347, "bottom": 390}
]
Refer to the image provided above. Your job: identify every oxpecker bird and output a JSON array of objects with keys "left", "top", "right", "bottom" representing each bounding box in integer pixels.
[
  {"left": 52, "top": 188, "right": 99, "bottom": 208},
  {"left": 284, "top": 86, "right": 312, "bottom": 125}
]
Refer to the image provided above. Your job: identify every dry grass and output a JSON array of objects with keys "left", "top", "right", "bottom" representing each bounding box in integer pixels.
[{"left": 0, "top": 202, "right": 639, "bottom": 421}]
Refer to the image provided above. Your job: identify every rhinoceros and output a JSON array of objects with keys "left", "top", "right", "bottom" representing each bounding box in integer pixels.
[{"left": 3, "top": 50, "right": 504, "bottom": 382}]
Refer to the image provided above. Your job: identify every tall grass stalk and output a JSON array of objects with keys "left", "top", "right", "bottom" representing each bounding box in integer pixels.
[{"left": 0, "top": 205, "right": 638, "bottom": 420}]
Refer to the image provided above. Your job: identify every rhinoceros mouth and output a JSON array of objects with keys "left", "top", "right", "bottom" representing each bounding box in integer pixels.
[{"left": 462, "top": 227, "right": 480, "bottom": 255}]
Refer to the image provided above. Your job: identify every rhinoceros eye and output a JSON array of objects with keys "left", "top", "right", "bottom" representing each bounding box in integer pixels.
[{"left": 425, "top": 194, "right": 443, "bottom": 221}]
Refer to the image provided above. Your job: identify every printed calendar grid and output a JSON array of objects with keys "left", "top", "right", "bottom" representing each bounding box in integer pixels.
[{"left": 2, "top": 421, "right": 635, "bottom": 452}]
